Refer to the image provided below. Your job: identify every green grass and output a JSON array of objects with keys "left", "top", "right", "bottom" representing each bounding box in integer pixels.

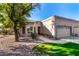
[{"left": 33, "top": 42, "right": 79, "bottom": 56}]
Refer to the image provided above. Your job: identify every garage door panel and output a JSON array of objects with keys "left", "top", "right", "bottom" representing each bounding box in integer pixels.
[
  {"left": 74, "top": 28, "right": 79, "bottom": 35},
  {"left": 57, "top": 27, "right": 70, "bottom": 38}
]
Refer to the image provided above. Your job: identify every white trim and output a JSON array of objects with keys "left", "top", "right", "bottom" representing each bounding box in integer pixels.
[{"left": 42, "top": 16, "right": 53, "bottom": 22}]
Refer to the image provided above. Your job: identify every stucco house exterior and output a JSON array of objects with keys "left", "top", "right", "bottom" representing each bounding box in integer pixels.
[{"left": 24, "top": 16, "right": 79, "bottom": 39}]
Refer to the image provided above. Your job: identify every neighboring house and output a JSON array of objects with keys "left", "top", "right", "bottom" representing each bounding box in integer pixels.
[{"left": 24, "top": 16, "right": 79, "bottom": 39}]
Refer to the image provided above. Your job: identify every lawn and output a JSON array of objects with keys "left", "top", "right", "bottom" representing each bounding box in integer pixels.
[{"left": 33, "top": 42, "right": 79, "bottom": 56}]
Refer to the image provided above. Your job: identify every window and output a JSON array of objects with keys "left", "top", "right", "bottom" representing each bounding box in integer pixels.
[
  {"left": 30, "top": 27, "right": 32, "bottom": 31},
  {"left": 27, "top": 27, "right": 33, "bottom": 33}
]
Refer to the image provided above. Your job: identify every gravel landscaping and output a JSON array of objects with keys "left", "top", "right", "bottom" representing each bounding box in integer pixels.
[
  {"left": 0, "top": 35, "right": 46, "bottom": 56},
  {"left": 0, "top": 42, "right": 47, "bottom": 56}
]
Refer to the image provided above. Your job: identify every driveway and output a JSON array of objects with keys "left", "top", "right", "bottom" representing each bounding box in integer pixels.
[{"left": 38, "top": 35, "right": 79, "bottom": 44}]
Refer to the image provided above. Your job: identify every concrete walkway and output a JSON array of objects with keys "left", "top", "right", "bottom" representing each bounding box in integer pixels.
[{"left": 39, "top": 35, "right": 79, "bottom": 44}]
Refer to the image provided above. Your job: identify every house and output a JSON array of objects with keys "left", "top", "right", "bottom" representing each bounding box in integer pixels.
[
  {"left": 25, "top": 21, "right": 41, "bottom": 36},
  {"left": 24, "top": 16, "right": 79, "bottom": 39}
]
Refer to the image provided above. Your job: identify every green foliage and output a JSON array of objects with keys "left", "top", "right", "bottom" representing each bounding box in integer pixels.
[
  {"left": 2, "top": 17, "right": 13, "bottom": 28},
  {"left": 34, "top": 42, "right": 79, "bottom": 56},
  {"left": 31, "top": 32, "right": 38, "bottom": 39},
  {"left": 0, "top": 3, "right": 39, "bottom": 41},
  {"left": 0, "top": 3, "right": 39, "bottom": 29}
]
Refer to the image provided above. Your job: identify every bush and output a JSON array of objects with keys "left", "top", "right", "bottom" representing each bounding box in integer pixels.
[
  {"left": 31, "top": 32, "right": 38, "bottom": 39},
  {"left": 2, "top": 30, "right": 8, "bottom": 34},
  {"left": 75, "top": 34, "right": 78, "bottom": 36}
]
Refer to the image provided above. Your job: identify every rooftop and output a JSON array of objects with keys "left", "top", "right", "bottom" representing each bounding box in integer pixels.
[
  {"left": 42, "top": 15, "right": 79, "bottom": 22},
  {"left": 55, "top": 16, "right": 79, "bottom": 22}
]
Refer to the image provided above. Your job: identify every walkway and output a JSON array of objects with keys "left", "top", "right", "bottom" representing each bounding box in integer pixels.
[{"left": 38, "top": 35, "right": 79, "bottom": 44}]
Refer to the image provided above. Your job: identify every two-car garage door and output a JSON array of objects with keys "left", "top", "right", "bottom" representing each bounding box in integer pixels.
[
  {"left": 57, "top": 27, "right": 70, "bottom": 38},
  {"left": 74, "top": 27, "right": 79, "bottom": 36}
]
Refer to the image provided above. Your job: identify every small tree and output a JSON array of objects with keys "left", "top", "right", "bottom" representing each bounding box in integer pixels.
[{"left": 0, "top": 3, "right": 39, "bottom": 41}]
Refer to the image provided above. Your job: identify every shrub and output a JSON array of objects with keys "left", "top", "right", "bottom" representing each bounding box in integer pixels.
[
  {"left": 2, "top": 30, "right": 8, "bottom": 34},
  {"left": 75, "top": 34, "right": 78, "bottom": 36},
  {"left": 31, "top": 32, "right": 38, "bottom": 39}
]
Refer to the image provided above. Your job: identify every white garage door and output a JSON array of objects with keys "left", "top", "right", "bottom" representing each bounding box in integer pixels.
[
  {"left": 57, "top": 27, "right": 70, "bottom": 38},
  {"left": 74, "top": 28, "right": 79, "bottom": 35}
]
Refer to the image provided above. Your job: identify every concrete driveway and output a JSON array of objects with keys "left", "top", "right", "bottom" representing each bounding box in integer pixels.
[{"left": 38, "top": 35, "right": 79, "bottom": 44}]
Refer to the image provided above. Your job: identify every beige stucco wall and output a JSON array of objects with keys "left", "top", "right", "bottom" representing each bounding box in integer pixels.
[
  {"left": 74, "top": 28, "right": 79, "bottom": 35},
  {"left": 32, "top": 22, "right": 41, "bottom": 34},
  {"left": 40, "top": 16, "right": 79, "bottom": 38},
  {"left": 55, "top": 16, "right": 79, "bottom": 29},
  {"left": 25, "top": 23, "right": 33, "bottom": 36},
  {"left": 25, "top": 22, "right": 41, "bottom": 36},
  {"left": 55, "top": 16, "right": 79, "bottom": 38},
  {"left": 41, "top": 17, "right": 56, "bottom": 37}
]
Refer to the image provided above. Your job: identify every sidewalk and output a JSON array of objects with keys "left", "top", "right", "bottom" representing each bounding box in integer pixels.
[{"left": 38, "top": 35, "right": 79, "bottom": 44}]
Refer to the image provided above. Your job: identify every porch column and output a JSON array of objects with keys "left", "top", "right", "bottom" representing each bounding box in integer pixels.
[
  {"left": 36, "top": 26, "right": 38, "bottom": 34},
  {"left": 32, "top": 26, "right": 38, "bottom": 34},
  {"left": 32, "top": 26, "right": 34, "bottom": 33}
]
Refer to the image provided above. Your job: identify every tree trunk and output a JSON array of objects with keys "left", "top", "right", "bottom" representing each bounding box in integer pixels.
[
  {"left": 22, "top": 26, "right": 25, "bottom": 34},
  {"left": 14, "top": 22, "right": 19, "bottom": 42}
]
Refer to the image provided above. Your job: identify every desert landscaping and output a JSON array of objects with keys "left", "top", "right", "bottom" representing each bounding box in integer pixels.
[{"left": 0, "top": 35, "right": 43, "bottom": 56}]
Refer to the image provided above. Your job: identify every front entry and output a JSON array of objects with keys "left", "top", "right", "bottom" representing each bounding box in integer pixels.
[{"left": 38, "top": 27, "right": 41, "bottom": 34}]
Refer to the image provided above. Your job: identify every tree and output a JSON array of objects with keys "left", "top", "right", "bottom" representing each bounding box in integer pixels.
[{"left": 0, "top": 3, "right": 39, "bottom": 41}]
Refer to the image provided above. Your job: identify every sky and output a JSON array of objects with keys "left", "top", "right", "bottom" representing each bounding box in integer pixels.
[{"left": 30, "top": 3, "right": 79, "bottom": 21}]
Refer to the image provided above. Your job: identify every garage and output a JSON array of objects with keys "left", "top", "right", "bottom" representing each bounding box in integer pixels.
[
  {"left": 57, "top": 27, "right": 70, "bottom": 38},
  {"left": 74, "top": 27, "right": 79, "bottom": 36}
]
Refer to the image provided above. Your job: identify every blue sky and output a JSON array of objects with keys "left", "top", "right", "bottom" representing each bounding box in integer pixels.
[{"left": 30, "top": 3, "right": 79, "bottom": 21}]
